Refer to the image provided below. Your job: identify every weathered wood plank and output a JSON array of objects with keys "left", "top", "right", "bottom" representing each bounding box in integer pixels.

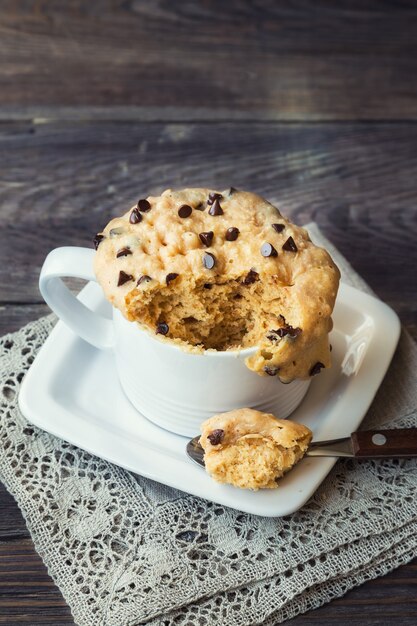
[
  {"left": 0, "top": 121, "right": 415, "bottom": 338},
  {"left": 1, "top": 2, "right": 417, "bottom": 120},
  {"left": 0, "top": 486, "right": 30, "bottom": 542},
  {"left": 0, "top": 304, "right": 51, "bottom": 336}
]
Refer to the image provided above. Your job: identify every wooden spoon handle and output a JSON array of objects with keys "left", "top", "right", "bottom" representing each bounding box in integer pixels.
[{"left": 351, "top": 428, "right": 417, "bottom": 458}]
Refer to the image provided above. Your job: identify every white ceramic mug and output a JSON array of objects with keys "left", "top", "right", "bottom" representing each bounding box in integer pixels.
[{"left": 39, "top": 247, "right": 311, "bottom": 436}]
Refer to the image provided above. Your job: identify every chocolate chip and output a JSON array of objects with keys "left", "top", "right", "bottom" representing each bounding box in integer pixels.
[
  {"left": 137, "top": 275, "right": 152, "bottom": 286},
  {"left": 137, "top": 199, "right": 151, "bottom": 212},
  {"left": 199, "top": 231, "right": 214, "bottom": 247},
  {"left": 166, "top": 272, "right": 179, "bottom": 285},
  {"left": 207, "top": 192, "right": 222, "bottom": 205},
  {"left": 178, "top": 204, "right": 192, "bottom": 218},
  {"left": 225, "top": 227, "right": 239, "bottom": 241},
  {"left": 93, "top": 234, "right": 104, "bottom": 250},
  {"left": 283, "top": 236, "right": 298, "bottom": 252},
  {"left": 129, "top": 208, "right": 142, "bottom": 224},
  {"left": 272, "top": 223, "right": 285, "bottom": 233},
  {"left": 156, "top": 322, "right": 169, "bottom": 335},
  {"left": 195, "top": 202, "right": 205, "bottom": 211},
  {"left": 208, "top": 198, "right": 223, "bottom": 216},
  {"left": 268, "top": 321, "right": 302, "bottom": 340},
  {"left": 242, "top": 269, "right": 259, "bottom": 285},
  {"left": 116, "top": 247, "right": 132, "bottom": 258},
  {"left": 207, "top": 429, "right": 224, "bottom": 445},
  {"left": 264, "top": 365, "right": 280, "bottom": 376},
  {"left": 203, "top": 283, "right": 213, "bottom": 289},
  {"left": 261, "top": 242, "right": 278, "bottom": 257},
  {"left": 117, "top": 271, "right": 134, "bottom": 286},
  {"left": 203, "top": 252, "right": 216, "bottom": 269},
  {"left": 276, "top": 328, "right": 288, "bottom": 339},
  {"left": 310, "top": 362, "right": 325, "bottom": 376},
  {"left": 278, "top": 326, "right": 301, "bottom": 339}
]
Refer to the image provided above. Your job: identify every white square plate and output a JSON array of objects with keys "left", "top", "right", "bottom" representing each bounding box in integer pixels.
[{"left": 19, "top": 282, "right": 400, "bottom": 517}]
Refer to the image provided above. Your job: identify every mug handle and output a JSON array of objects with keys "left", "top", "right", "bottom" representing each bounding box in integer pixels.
[{"left": 39, "top": 246, "right": 115, "bottom": 350}]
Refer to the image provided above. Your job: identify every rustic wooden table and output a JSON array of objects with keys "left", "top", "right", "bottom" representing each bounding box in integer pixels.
[{"left": 1, "top": 2, "right": 416, "bottom": 624}]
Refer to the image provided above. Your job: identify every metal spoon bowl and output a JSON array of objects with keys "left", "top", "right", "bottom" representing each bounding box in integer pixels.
[{"left": 186, "top": 436, "right": 205, "bottom": 467}]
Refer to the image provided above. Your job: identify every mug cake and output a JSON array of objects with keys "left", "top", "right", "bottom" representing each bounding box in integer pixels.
[{"left": 93, "top": 188, "right": 340, "bottom": 383}]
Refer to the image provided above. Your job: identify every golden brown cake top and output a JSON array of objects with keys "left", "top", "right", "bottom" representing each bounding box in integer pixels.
[{"left": 93, "top": 188, "right": 340, "bottom": 380}]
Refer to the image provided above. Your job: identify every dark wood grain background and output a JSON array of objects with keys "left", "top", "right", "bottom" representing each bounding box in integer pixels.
[{"left": 0, "top": 1, "right": 416, "bottom": 624}]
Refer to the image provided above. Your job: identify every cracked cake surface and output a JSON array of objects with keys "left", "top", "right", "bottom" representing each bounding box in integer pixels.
[
  {"left": 199, "top": 409, "right": 313, "bottom": 490},
  {"left": 93, "top": 187, "right": 340, "bottom": 381}
]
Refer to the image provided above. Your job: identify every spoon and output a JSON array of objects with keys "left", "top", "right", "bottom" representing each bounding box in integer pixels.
[{"left": 187, "top": 428, "right": 417, "bottom": 468}]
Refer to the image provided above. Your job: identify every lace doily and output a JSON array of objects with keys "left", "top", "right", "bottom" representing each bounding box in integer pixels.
[{"left": 1, "top": 225, "right": 416, "bottom": 626}]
